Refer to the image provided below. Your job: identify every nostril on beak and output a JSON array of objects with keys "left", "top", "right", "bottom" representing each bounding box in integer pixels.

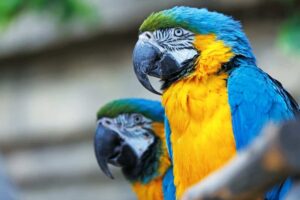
[
  {"left": 145, "top": 32, "right": 152, "bottom": 39},
  {"left": 100, "top": 118, "right": 112, "bottom": 127},
  {"left": 105, "top": 119, "right": 111, "bottom": 125}
]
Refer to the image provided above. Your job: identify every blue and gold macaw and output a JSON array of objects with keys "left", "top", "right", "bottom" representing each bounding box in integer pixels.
[
  {"left": 132, "top": 6, "right": 299, "bottom": 199},
  {"left": 94, "top": 98, "right": 175, "bottom": 200}
]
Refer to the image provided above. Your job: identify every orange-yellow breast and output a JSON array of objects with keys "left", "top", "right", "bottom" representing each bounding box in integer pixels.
[
  {"left": 132, "top": 178, "right": 164, "bottom": 200},
  {"left": 161, "top": 34, "right": 237, "bottom": 198},
  {"left": 152, "top": 122, "right": 171, "bottom": 176},
  {"left": 132, "top": 122, "right": 171, "bottom": 200}
]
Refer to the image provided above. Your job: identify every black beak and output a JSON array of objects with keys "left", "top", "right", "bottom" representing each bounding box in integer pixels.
[
  {"left": 94, "top": 124, "right": 123, "bottom": 179},
  {"left": 132, "top": 39, "right": 181, "bottom": 95},
  {"left": 94, "top": 123, "right": 137, "bottom": 179}
]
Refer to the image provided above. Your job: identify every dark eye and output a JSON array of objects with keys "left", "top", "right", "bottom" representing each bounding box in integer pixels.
[
  {"left": 133, "top": 115, "right": 143, "bottom": 123},
  {"left": 174, "top": 28, "right": 184, "bottom": 37}
]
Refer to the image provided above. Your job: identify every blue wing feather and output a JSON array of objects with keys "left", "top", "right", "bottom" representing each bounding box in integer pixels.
[
  {"left": 164, "top": 116, "right": 173, "bottom": 161},
  {"left": 163, "top": 64, "right": 298, "bottom": 200},
  {"left": 163, "top": 167, "right": 176, "bottom": 200},
  {"left": 228, "top": 65, "right": 297, "bottom": 150},
  {"left": 228, "top": 65, "right": 298, "bottom": 200}
]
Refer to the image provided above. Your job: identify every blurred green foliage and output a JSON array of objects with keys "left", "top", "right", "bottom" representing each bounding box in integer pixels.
[
  {"left": 0, "top": 0, "right": 97, "bottom": 26},
  {"left": 0, "top": 0, "right": 298, "bottom": 52},
  {"left": 276, "top": 0, "right": 300, "bottom": 53},
  {"left": 279, "top": 14, "right": 300, "bottom": 53}
]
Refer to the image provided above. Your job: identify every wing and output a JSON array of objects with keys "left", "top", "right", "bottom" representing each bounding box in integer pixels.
[
  {"left": 164, "top": 116, "right": 173, "bottom": 161},
  {"left": 163, "top": 167, "right": 176, "bottom": 200},
  {"left": 228, "top": 65, "right": 298, "bottom": 199},
  {"left": 228, "top": 65, "right": 298, "bottom": 151}
]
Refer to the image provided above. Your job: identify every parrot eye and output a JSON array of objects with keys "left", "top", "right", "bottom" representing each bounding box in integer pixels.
[
  {"left": 174, "top": 28, "right": 184, "bottom": 37},
  {"left": 133, "top": 114, "right": 143, "bottom": 124}
]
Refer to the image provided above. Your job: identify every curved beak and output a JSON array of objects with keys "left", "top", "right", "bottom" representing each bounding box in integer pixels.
[
  {"left": 132, "top": 39, "right": 181, "bottom": 95},
  {"left": 94, "top": 123, "right": 123, "bottom": 179},
  {"left": 132, "top": 40, "right": 162, "bottom": 95}
]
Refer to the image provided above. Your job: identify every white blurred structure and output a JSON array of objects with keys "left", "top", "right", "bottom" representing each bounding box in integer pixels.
[{"left": 0, "top": 156, "right": 19, "bottom": 200}]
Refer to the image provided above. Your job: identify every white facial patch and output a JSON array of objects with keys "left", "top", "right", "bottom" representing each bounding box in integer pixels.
[
  {"left": 146, "top": 28, "right": 197, "bottom": 66},
  {"left": 121, "top": 128, "right": 154, "bottom": 158},
  {"left": 139, "top": 32, "right": 166, "bottom": 54},
  {"left": 99, "top": 114, "right": 155, "bottom": 158},
  {"left": 169, "top": 48, "right": 198, "bottom": 65}
]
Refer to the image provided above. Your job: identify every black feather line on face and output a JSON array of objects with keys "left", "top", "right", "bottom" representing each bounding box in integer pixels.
[
  {"left": 161, "top": 54, "right": 199, "bottom": 90},
  {"left": 154, "top": 28, "right": 194, "bottom": 52}
]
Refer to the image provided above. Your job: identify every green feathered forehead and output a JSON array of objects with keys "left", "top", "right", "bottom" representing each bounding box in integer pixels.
[
  {"left": 139, "top": 6, "right": 255, "bottom": 60},
  {"left": 97, "top": 98, "right": 164, "bottom": 122},
  {"left": 139, "top": 11, "right": 191, "bottom": 33}
]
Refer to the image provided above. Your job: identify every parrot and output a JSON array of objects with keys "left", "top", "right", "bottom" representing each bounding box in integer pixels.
[
  {"left": 94, "top": 98, "right": 175, "bottom": 200},
  {"left": 132, "top": 6, "right": 299, "bottom": 199}
]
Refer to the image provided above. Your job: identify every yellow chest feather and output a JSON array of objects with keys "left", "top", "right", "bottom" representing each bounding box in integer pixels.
[
  {"left": 131, "top": 122, "right": 170, "bottom": 200},
  {"left": 161, "top": 33, "right": 237, "bottom": 198},
  {"left": 132, "top": 178, "right": 164, "bottom": 200},
  {"left": 162, "top": 74, "right": 237, "bottom": 197}
]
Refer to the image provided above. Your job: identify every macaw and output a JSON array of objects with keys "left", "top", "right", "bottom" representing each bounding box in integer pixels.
[
  {"left": 94, "top": 98, "right": 175, "bottom": 200},
  {"left": 132, "top": 6, "right": 299, "bottom": 199}
]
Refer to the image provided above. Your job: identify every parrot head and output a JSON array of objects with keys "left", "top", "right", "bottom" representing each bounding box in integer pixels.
[
  {"left": 133, "top": 6, "right": 256, "bottom": 94},
  {"left": 94, "top": 98, "right": 170, "bottom": 183}
]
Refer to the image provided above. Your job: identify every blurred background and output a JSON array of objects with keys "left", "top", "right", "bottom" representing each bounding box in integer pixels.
[{"left": 0, "top": 0, "right": 299, "bottom": 200}]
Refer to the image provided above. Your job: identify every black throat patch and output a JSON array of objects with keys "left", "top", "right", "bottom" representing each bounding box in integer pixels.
[
  {"left": 161, "top": 54, "right": 199, "bottom": 90},
  {"left": 122, "top": 134, "right": 162, "bottom": 184}
]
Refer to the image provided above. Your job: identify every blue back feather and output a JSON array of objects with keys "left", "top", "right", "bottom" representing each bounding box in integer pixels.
[
  {"left": 228, "top": 64, "right": 297, "bottom": 150},
  {"left": 163, "top": 168, "right": 176, "bottom": 200},
  {"left": 228, "top": 62, "right": 298, "bottom": 200},
  {"left": 164, "top": 117, "right": 173, "bottom": 161}
]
